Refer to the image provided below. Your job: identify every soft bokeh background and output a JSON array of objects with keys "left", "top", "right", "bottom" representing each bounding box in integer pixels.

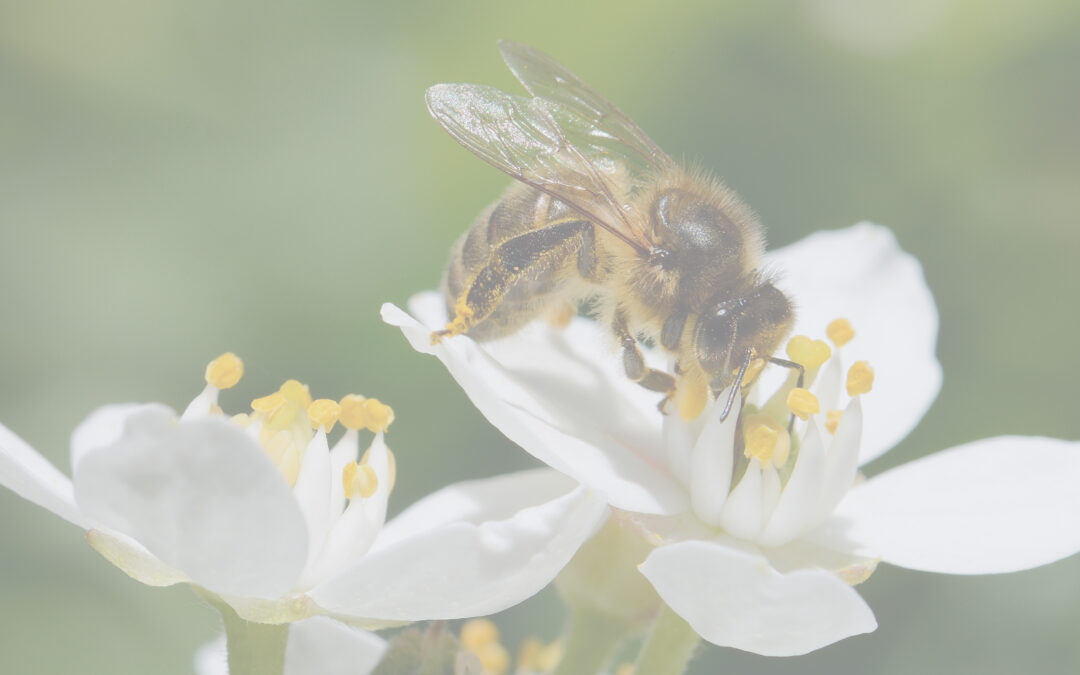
[{"left": 2, "top": 1, "right": 1078, "bottom": 673}]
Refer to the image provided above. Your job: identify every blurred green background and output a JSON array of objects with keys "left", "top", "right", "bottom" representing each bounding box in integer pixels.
[{"left": 2, "top": 0, "right": 1078, "bottom": 673}]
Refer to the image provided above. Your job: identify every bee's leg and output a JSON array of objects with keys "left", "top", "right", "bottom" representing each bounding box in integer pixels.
[
  {"left": 612, "top": 311, "right": 677, "bottom": 409},
  {"left": 432, "top": 219, "right": 595, "bottom": 343}
]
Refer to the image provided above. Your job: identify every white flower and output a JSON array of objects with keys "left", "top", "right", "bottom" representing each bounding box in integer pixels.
[
  {"left": 384, "top": 222, "right": 1080, "bottom": 656},
  {"left": 194, "top": 617, "right": 386, "bottom": 675},
  {"left": 0, "top": 354, "right": 608, "bottom": 628}
]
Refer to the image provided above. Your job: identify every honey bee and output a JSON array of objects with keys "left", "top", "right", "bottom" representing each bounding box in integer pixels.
[{"left": 428, "top": 41, "right": 799, "bottom": 421}]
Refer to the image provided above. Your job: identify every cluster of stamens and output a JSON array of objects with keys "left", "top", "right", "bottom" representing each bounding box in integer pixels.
[
  {"left": 460, "top": 619, "right": 565, "bottom": 675},
  {"left": 741, "top": 317, "right": 875, "bottom": 469},
  {"left": 199, "top": 352, "right": 396, "bottom": 496}
]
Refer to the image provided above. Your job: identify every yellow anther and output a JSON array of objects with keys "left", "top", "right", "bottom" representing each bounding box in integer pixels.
[
  {"left": 516, "top": 637, "right": 564, "bottom": 671},
  {"left": 341, "top": 462, "right": 356, "bottom": 496},
  {"left": 362, "top": 398, "right": 395, "bottom": 432},
  {"left": 741, "top": 358, "right": 766, "bottom": 388},
  {"left": 339, "top": 394, "right": 368, "bottom": 430},
  {"left": 615, "top": 664, "right": 635, "bottom": 675},
  {"left": 278, "top": 379, "right": 313, "bottom": 409},
  {"left": 208, "top": 403, "right": 224, "bottom": 417},
  {"left": 342, "top": 461, "right": 379, "bottom": 499},
  {"left": 252, "top": 392, "right": 300, "bottom": 430},
  {"left": 538, "top": 640, "right": 564, "bottom": 671},
  {"left": 460, "top": 618, "right": 500, "bottom": 651},
  {"left": 786, "top": 335, "right": 832, "bottom": 370},
  {"left": 231, "top": 412, "right": 252, "bottom": 428},
  {"left": 827, "top": 318, "right": 855, "bottom": 347},
  {"left": 826, "top": 409, "right": 844, "bottom": 434},
  {"left": 205, "top": 352, "right": 244, "bottom": 390},
  {"left": 787, "top": 387, "right": 820, "bottom": 420},
  {"left": 846, "top": 361, "right": 875, "bottom": 397},
  {"left": 252, "top": 392, "right": 287, "bottom": 415},
  {"left": 743, "top": 416, "right": 790, "bottom": 468},
  {"left": 307, "top": 399, "right": 340, "bottom": 432},
  {"left": 516, "top": 638, "right": 544, "bottom": 670},
  {"left": 360, "top": 446, "right": 398, "bottom": 492},
  {"left": 474, "top": 642, "right": 510, "bottom": 675}
]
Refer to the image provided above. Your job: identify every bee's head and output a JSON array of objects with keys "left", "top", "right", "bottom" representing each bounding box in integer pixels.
[{"left": 695, "top": 282, "right": 794, "bottom": 392}]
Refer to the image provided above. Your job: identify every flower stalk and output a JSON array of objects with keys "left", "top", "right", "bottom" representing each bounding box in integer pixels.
[
  {"left": 205, "top": 593, "right": 289, "bottom": 675},
  {"left": 551, "top": 606, "right": 629, "bottom": 675},
  {"left": 633, "top": 604, "right": 701, "bottom": 675}
]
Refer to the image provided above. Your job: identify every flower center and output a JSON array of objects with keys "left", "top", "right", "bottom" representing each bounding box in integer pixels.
[
  {"left": 195, "top": 353, "right": 397, "bottom": 491},
  {"left": 681, "top": 318, "right": 877, "bottom": 547}
]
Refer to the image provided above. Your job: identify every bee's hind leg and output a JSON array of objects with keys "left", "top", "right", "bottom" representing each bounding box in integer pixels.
[{"left": 432, "top": 219, "right": 596, "bottom": 344}]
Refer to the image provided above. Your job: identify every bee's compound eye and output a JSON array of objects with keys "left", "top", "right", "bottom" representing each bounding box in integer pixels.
[{"left": 695, "top": 302, "right": 738, "bottom": 377}]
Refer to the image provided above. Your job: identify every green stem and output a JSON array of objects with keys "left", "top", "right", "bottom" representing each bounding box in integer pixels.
[
  {"left": 633, "top": 604, "right": 701, "bottom": 675},
  {"left": 202, "top": 593, "right": 289, "bottom": 675},
  {"left": 552, "top": 605, "right": 630, "bottom": 675}
]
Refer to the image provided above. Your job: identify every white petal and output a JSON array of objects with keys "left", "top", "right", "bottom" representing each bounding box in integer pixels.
[
  {"left": 765, "top": 223, "right": 941, "bottom": 465},
  {"left": 383, "top": 300, "right": 686, "bottom": 515},
  {"left": 73, "top": 406, "right": 308, "bottom": 598},
  {"left": 0, "top": 420, "right": 87, "bottom": 528},
  {"left": 688, "top": 393, "right": 739, "bottom": 526},
  {"left": 70, "top": 403, "right": 143, "bottom": 472},
  {"left": 193, "top": 617, "right": 386, "bottom": 675},
  {"left": 763, "top": 538, "right": 880, "bottom": 586},
  {"left": 373, "top": 468, "right": 575, "bottom": 549},
  {"left": 817, "top": 436, "right": 1080, "bottom": 574},
  {"left": 640, "top": 539, "right": 877, "bottom": 656},
  {"left": 86, "top": 528, "right": 188, "bottom": 587},
  {"left": 308, "top": 469, "right": 609, "bottom": 620},
  {"left": 720, "top": 460, "right": 764, "bottom": 540},
  {"left": 286, "top": 617, "right": 386, "bottom": 675},
  {"left": 760, "top": 421, "right": 826, "bottom": 547}
]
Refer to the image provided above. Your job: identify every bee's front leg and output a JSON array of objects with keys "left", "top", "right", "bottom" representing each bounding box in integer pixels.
[{"left": 613, "top": 310, "right": 678, "bottom": 407}]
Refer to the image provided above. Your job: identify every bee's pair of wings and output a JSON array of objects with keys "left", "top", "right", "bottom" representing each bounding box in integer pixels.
[{"left": 426, "top": 40, "right": 675, "bottom": 256}]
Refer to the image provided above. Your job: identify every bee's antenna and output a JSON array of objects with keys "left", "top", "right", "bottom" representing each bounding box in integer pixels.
[{"left": 718, "top": 350, "right": 753, "bottom": 422}]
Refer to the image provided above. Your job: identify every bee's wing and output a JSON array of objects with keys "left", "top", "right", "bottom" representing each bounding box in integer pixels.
[
  {"left": 498, "top": 40, "right": 677, "bottom": 178},
  {"left": 426, "top": 83, "right": 653, "bottom": 254}
]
